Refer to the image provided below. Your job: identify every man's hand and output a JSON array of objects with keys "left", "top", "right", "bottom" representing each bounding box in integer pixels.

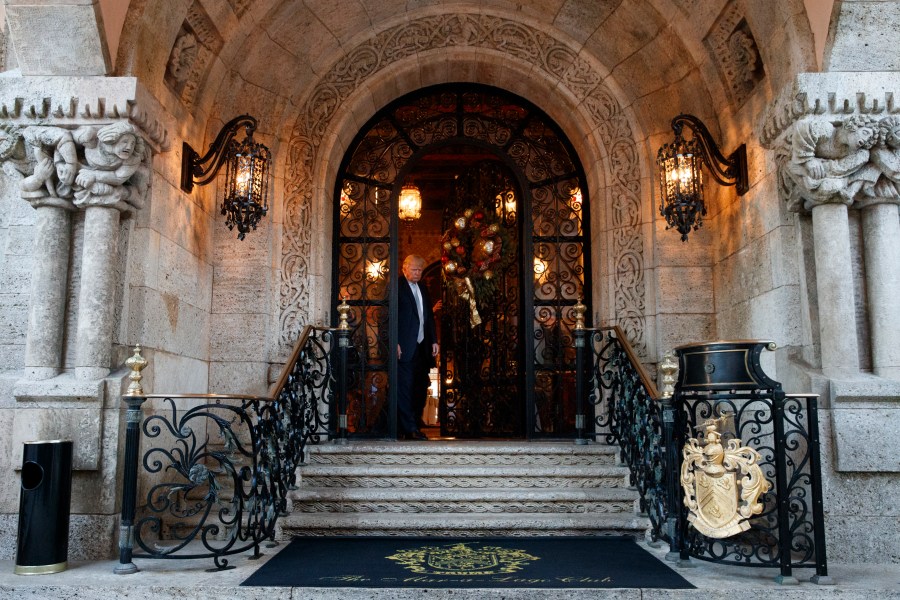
[
  {"left": 397, "top": 344, "right": 402, "bottom": 359},
  {"left": 432, "top": 343, "right": 439, "bottom": 357}
]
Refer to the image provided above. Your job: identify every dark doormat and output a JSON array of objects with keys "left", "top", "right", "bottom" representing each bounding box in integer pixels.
[{"left": 241, "top": 536, "right": 695, "bottom": 589}]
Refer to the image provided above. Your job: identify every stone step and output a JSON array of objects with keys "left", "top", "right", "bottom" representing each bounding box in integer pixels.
[
  {"left": 290, "top": 487, "right": 638, "bottom": 514},
  {"left": 278, "top": 512, "right": 650, "bottom": 537},
  {"left": 305, "top": 442, "right": 619, "bottom": 467},
  {"left": 298, "top": 465, "right": 629, "bottom": 489}
]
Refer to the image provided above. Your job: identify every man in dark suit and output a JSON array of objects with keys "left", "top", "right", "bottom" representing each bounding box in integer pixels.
[{"left": 397, "top": 254, "right": 439, "bottom": 440}]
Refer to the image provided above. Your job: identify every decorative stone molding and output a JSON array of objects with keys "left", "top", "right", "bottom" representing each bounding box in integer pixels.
[
  {"left": 164, "top": 1, "right": 223, "bottom": 110},
  {"left": 704, "top": 2, "right": 765, "bottom": 107},
  {"left": 0, "top": 77, "right": 171, "bottom": 151},
  {"left": 761, "top": 73, "right": 900, "bottom": 147},
  {"left": 281, "top": 13, "right": 648, "bottom": 359}
]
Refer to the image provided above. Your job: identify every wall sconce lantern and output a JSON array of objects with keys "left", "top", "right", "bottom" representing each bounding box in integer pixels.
[
  {"left": 181, "top": 114, "right": 271, "bottom": 240},
  {"left": 398, "top": 183, "right": 422, "bottom": 243},
  {"left": 656, "top": 114, "right": 748, "bottom": 241}
]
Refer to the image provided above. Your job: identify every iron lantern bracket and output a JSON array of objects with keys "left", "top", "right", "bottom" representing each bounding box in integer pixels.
[
  {"left": 180, "top": 114, "right": 259, "bottom": 193},
  {"left": 670, "top": 114, "right": 749, "bottom": 196}
]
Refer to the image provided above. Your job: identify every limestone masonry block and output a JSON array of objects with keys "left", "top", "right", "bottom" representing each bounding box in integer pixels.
[
  {"left": 151, "top": 352, "right": 208, "bottom": 395},
  {"left": 209, "top": 361, "right": 269, "bottom": 396},
  {"left": 4, "top": 4, "right": 107, "bottom": 76},
  {"left": 11, "top": 405, "right": 102, "bottom": 471},
  {"left": 826, "top": 1, "right": 900, "bottom": 72},
  {"left": 831, "top": 378, "right": 900, "bottom": 472}
]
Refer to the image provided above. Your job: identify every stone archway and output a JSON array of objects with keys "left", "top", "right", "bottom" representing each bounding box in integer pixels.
[
  {"left": 279, "top": 12, "right": 650, "bottom": 362},
  {"left": 331, "top": 84, "right": 592, "bottom": 438}
]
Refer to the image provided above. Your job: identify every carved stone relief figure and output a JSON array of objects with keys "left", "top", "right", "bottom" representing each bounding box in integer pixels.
[
  {"left": 864, "top": 116, "right": 900, "bottom": 204},
  {"left": 1, "top": 122, "right": 150, "bottom": 210},
  {"left": 727, "top": 28, "right": 759, "bottom": 85},
  {"left": 19, "top": 126, "right": 79, "bottom": 198},
  {"left": 0, "top": 124, "right": 81, "bottom": 200},
  {"left": 167, "top": 31, "right": 198, "bottom": 84},
  {"left": 704, "top": 4, "right": 765, "bottom": 106},
  {"left": 0, "top": 124, "right": 30, "bottom": 179},
  {"left": 164, "top": 2, "right": 223, "bottom": 109},
  {"left": 782, "top": 116, "right": 878, "bottom": 211},
  {"left": 72, "top": 122, "right": 149, "bottom": 211}
]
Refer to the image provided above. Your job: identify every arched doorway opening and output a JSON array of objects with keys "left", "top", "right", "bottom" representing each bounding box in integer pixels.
[{"left": 332, "top": 84, "right": 591, "bottom": 440}]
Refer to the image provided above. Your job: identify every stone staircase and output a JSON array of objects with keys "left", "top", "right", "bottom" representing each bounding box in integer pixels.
[{"left": 279, "top": 441, "right": 649, "bottom": 537}]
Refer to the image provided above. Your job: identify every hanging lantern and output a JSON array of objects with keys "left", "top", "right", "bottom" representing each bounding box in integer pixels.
[
  {"left": 181, "top": 115, "right": 272, "bottom": 241},
  {"left": 656, "top": 114, "right": 749, "bottom": 242},
  {"left": 222, "top": 134, "right": 271, "bottom": 240},
  {"left": 398, "top": 183, "right": 422, "bottom": 243},
  {"left": 656, "top": 134, "right": 705, "bottom": 242}
]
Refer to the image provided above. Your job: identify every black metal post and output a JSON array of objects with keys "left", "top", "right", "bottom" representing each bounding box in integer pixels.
[
  {"left": 336, "top": 327, "right": 351, "bottom": 443},
  {"left": 806, "top": 395, "right": 832, "bottom": 584},
  {"left": 660, "top": 395, "right": 680, "bottom": 561},
  {"left": 574, "top": 327, "right": 587, "bottom": 445},
  {"left": 771, "top": 392, "right": 797, "bottom": 584},
  {"left": 114, "top": 395, "right": 146, "bottom": 574}
]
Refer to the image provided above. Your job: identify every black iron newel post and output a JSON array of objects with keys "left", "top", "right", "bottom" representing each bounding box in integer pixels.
[
  {"left": 114, "top": 346, "right": 148, "bottom": 575},
  {"left": 335, "top": 297, "right": 352, "bottom": 443},
  {"left": 657, "top": 351, "right": 682, "bottom": 561},
  {"left": 806, "top": 395, "right": 831, "bottom": 584},
  {"left": 573, "top": 298, "right": 588, "bottom": 445}
]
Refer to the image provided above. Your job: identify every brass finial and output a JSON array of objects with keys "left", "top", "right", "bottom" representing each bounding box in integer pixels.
[
  {"left": 337, "top": 296, "right": 351, "bottom": 331},
  {"left": 124, "top": 344, "right": 148, "bottom": 397},
  {"left": 573, "top": 296, "right": 586, "bottom": 330},
  {"left": 659, "top": 350, "right": 678, "bottom": 400}
]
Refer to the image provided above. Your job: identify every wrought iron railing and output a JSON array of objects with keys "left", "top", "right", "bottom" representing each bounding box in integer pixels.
[
  {"left": 575, "top": 325, "right": 671, "bottom": 544},
  {"left": 115, "top": 322, "right": 350, "bottom": 573},
  {"left": 574, "top": 314, "right": 829, "bottom": 583},
  {"left": 670, "top": 341, "right": 829, "bottom": 583}
]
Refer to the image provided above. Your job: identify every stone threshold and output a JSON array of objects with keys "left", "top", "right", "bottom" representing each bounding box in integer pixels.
[{"left": 0, "top": 541, "right": 897, "bottom": 600}]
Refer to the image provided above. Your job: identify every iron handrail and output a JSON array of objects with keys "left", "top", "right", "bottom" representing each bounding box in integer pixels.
[
  {"left": 115, "top": 324, "right": 348, "bottom": 573},
  {"left": 270, "top": 324, "right": 339, "bottom": 398},
  {"left": 598, "top": 325, "right": 659, "bottom": 399}
]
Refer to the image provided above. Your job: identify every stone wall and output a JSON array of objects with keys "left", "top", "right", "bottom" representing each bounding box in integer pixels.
[{"left": 0, "top": 0, "right": 897, "bottom": 566}]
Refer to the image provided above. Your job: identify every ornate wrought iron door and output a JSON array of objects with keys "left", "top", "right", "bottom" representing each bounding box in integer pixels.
[
  {"left": 440, "top": 162, "right": 523, "bottom": 437},
  {"left": 332, "top": 84, "right": 590, "bottom": 438}
]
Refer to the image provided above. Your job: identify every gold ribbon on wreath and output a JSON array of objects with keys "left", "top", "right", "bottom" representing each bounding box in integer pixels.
[{"left": 456, "top": 276, "right": 482, "bottom": 328}]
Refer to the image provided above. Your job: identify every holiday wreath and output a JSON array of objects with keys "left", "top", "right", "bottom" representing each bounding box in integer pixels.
[{"left": 441, "top": 207, "right": 511, "bottom": 326}]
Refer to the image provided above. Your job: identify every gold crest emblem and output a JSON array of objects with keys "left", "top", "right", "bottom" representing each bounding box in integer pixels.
[
  {"left": 386, "top": 542, "right": 539, "bottom": 576},
  {"left": 681, "top": 416, "right": 771, "bottom": 538}
]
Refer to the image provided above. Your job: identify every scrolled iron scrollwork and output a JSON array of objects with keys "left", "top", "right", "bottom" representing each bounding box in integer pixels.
[
  {"left": 586, "top": 328, "right": 669, "bottom": 542},
  {"left": 123, "top": 327, "right": 336, "bottom": 570}
]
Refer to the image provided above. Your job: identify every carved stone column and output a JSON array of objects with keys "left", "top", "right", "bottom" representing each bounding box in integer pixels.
[
  {"left": 74, "top": 206, "right": 123, "bottom": 380},
  {"left": 860, "top": 200, "right": 900, "bottom": 379},
  {"left": 71, "top": 123, "right": 150, "bottom": 381},
  {"left": 23, "top": 199, "right": 74, "bottom": 379},
  {"left": 763, "top": 74, "right": 900, "bottom": 379},
  {"left": 1, "top": 119, "right": 152, "bottom": 382},
  {"left": 810, "top": 202, "right": 859, "bottom": 374},
  {"left": 2, "top": 125, "right": 80, "bottom": 380}
]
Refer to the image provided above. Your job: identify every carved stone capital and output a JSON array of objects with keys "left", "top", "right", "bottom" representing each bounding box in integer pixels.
[
  {"left": 0, "top": 121, "right": 152, "bottom": 214},
  {"left": 763, "top": 74, "right": 900, "bottom": 213}
]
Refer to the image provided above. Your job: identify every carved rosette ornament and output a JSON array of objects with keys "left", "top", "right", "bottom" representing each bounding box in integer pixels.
[{"left": 681, "top": 417, "right": 770, "bottom": 539}]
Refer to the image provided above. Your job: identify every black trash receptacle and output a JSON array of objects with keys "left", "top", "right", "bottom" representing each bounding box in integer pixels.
[{"left": 15, "top": 440, "right": 73, "bottom": 575}]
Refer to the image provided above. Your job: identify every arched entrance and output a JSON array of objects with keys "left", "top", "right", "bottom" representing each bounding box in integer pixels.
[{"left": 332, "top": 84, "right": 591, "bottom": 439}]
